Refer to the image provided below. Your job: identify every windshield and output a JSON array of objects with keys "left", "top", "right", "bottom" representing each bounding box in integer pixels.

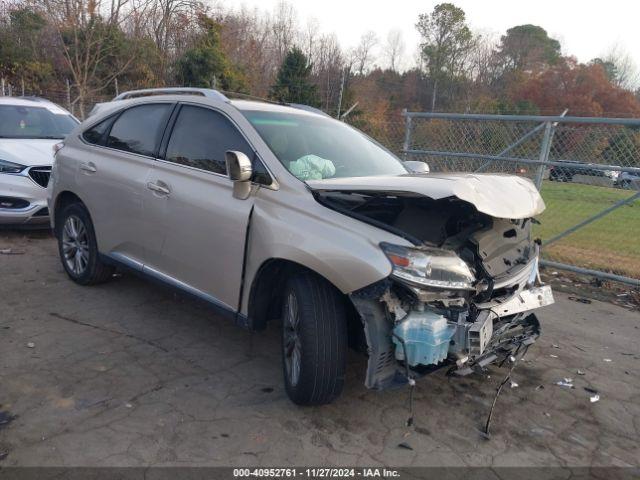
[
  {"left": 241, "top": 109, "right": 407, "bottom": 180},
  {"left": 0, "top": 105, "right": 78, "bottom": 139}
]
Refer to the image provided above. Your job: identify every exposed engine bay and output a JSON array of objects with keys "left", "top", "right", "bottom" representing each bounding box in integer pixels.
[{"left": 315, "top": 190, "right": 555, "bottom": 389}]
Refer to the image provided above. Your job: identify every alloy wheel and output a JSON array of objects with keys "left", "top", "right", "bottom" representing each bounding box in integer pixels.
[
  {"left": 62, "top": 215, "right": 89, "bottom": 275},
  {"left": 283, "top": 292, "right": 302, "bottom": 386}
]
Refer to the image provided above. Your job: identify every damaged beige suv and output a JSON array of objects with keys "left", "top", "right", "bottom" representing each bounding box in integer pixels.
[{"left": 49, "top": 88, "right": 554, "bottom": 405}]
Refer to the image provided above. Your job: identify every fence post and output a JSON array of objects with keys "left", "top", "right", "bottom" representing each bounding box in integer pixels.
[
  {"left": 534, "top": 121, "right": 553, "bottom": 189},
  {"left": 21, "top": 77, "right": 25, "bottom": 96},
  {"left": 402, "top": 109, "right": 412, "bottom": 161},
  {"left": 1, "top": 77, "right": 5, "bottom": 96},
  {"left": 65, "top": 78, "right": 73, "bottom": 115}
]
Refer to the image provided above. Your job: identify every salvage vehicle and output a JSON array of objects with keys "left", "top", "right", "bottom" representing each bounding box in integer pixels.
[
  {"left": 0, "top": 97, "right": 78, "bottom": 226},
  {"left": 48, "top": 88, "right": 554, "bottom": 405}
]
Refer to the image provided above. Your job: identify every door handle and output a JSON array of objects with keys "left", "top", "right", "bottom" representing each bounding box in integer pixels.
[
  {"left": 146, "top": 181, "right": 171, "bottom": 195},
  {"left": 79, "top": 162, "right": 97, "bottom": 173}
]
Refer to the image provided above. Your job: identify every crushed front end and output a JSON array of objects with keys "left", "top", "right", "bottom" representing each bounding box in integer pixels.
[{"left": 342, "top": 195, "right": 555, "bottom": 390}]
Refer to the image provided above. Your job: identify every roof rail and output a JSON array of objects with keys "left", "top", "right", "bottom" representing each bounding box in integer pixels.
[{"left": 113, "top": 87, "right": 229, "bottom": 102}]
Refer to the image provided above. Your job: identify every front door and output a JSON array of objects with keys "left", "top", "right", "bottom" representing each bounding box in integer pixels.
[{"left": 144, "top": 104, "right": 257, "bottom": 311}]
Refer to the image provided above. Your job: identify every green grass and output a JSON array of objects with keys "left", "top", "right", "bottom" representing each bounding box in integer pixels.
[{"left": 534, "top": 182, "right": 640, "bottom": 278}]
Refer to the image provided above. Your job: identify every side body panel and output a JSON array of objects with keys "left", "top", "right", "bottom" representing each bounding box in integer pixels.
[
  {"left": 145, "top": 160, "right": 254, "bottom": 310},
  {"left": 240, "top": 184, "right": 412, "bottom": 315},
  {"left": 70, "top": 144, "right": 161, "bottom": 265}
]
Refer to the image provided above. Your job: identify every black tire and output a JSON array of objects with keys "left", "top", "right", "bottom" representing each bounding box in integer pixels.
[
  {"left": 281, "top": 271, "right": 347, "bottom": 405},
  {"left": 57, "top": 202, "right": 114, "bottom": 285}
]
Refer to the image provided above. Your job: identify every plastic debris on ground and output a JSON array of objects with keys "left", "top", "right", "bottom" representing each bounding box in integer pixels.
[
  {"left": 568, "top": 296, "right": 592, "bottom": 304},
  {"left": 26, "top": 342, "right": 35, "bottom": 348},
  {"left": 577, "top": 370, "right": 586, "bottom": 375},
  {"left": 556, "top": 378, "right": 574, "bottom": 388},
  {"left": 603, "top": 358, "right": 612, "bottom": 362}
]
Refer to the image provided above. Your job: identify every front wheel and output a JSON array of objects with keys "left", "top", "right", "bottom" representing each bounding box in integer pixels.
[
  {"left": 57, "top": 203, "right": 114, "bottom": 285},
  {"left": 281, "top": 272, "right": 347, "bottom": 405}
]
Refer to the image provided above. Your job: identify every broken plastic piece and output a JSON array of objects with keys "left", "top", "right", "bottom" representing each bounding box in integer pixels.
[
  {"left": 556, "top": 379, "right": 574, "bottom": 388},
  {"left": 26, "top": 342, "right": 35, "bottom": 348},
  {"left": 577, "top": 370, "right": 585, "bottom": 376},
  {"left": 590, "top": 394, "right": 600, "bottom": 403}
]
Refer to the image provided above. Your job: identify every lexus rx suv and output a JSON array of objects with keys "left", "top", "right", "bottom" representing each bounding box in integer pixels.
[
  {"left": 49, "top": 88, "right": 554, "bottom": 405},
  {"left": 0, "top": 97, "right": 78, "bottom": 226}
]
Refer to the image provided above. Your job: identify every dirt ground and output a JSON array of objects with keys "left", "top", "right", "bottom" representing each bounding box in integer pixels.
[{"left": 1, "top": 230, "right": 639, "bottom": 468}]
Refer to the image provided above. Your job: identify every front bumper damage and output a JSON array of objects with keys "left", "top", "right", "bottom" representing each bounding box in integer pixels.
[{"left": 350, "top": 263, "right": 554, "bottom": 390}]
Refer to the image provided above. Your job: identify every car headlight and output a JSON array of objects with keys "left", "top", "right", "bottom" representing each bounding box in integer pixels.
[
  {"left": 0, "top": 159, "right": 26, "bottom": 174},
  {"left": 381, "top": 242, "right": 475, "bottom": 290}
]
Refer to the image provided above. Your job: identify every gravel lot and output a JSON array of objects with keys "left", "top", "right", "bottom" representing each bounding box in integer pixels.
[{"left": 1, "top": 230, "right": 639, "bottom": 468}]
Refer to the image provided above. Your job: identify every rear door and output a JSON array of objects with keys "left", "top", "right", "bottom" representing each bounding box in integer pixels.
[
  {"left": 144, "top": 103, "right": 260, "bottom": 310},
  {"left": 75, "top": 102, "right": 174, "bottom": 267}
]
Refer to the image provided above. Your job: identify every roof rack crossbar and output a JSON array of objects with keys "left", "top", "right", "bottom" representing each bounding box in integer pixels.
[{"left": 113, "top": 87, "right": 229, "bottom": 102}]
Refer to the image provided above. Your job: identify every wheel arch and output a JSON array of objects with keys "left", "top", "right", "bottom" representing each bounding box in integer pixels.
[
  {"left": 246, "top": 258, "right": 359, "bottom": 332},
  {"left": 52, "top": 191, "right": 86, "bottom": 234}
]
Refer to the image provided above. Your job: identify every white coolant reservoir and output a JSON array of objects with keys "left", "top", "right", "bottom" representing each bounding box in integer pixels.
[{"left": 392, "top": 310, "right": 456, "bottom": 366}]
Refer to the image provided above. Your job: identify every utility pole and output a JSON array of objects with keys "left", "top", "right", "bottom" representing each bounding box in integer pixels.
[
  {"left": 1, "top": 78, "right": 5, "bottom": 96},
  {"left": 336, "top": 68, "right": 346, "bottom": 119},
  {"left": 114, "top": 77, "right": 119, "bottom": 96},
  {"left": 21, "top": 78, "right": 25, "bottom": 96}
]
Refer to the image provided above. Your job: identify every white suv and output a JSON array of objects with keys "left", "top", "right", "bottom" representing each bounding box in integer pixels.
[
  {"left": 49, "top": 88, "right": 554, "bottom": 405},
  {"left": 0, "top": 97, "right": 78, "bottom": 226}
]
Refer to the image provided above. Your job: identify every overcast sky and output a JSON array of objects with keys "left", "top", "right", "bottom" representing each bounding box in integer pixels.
[{"left": 224, "top": 0, "right": 640, "bottom": 71}]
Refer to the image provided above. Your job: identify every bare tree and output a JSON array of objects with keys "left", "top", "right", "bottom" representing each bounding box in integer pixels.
[
  {"left": 301, "top": 17, "right": 320, "bottom": 62},
  {"left": 383, "top": 28, "right": 405, "bottom": 71},
  {"left": 270, "top": 1, "right": 297, "bottom": 66},
  {"left": 351, "top": 30, "right": 378, "bottom": 75},
  {"left": 36, "top": 0, "right": 145, "bottom": 117},
  {"left": 603, "top": 44, "right": 640, "bottom": 90}
]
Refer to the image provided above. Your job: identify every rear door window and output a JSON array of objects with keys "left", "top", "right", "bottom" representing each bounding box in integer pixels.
[
  {"left": 164, "top": 105, "right": 253, "bottom": 175},
  {"left": 106, "top": 104, "right": 172, "bottom": 157}
]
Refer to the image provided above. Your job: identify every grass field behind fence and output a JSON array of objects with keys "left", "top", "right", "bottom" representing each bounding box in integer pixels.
[{"left": 535, "top": 182, "right": 640, "bottom": 279}]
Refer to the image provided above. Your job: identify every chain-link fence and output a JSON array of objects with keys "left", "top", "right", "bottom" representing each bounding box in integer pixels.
[
  {"left": 5, "top": 84, "right": 638, "bottom": 284},
  {"left": 397, "top": 112, "right": 640, "bottom": 285}
]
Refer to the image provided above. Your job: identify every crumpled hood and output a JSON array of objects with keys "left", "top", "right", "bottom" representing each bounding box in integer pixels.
[
  {"left": 0, "top": 139, "right": 57, "bottom": 167},
  {"left": 306, "top": 173, "right": 545, "bottom": 219}
]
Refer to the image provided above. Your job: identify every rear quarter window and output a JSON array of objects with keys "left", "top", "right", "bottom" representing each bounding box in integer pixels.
[{"left": 106, "top": 104, "right": 173, "bottom": 157}]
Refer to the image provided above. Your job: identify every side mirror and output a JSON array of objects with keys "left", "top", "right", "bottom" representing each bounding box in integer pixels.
[
  {"left": 404, "top": 160, "right": 430, "bottom": 174},
  {"left": 226, "top": 150, "right": 253, "bottom": 182}
]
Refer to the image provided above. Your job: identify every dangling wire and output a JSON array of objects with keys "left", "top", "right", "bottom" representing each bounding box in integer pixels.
[
  {"left": 392, "top": 332, "right": 415, "bottom": 427},
  {"left": 483, "top": 342, "right": 529, "bottom": 438}
]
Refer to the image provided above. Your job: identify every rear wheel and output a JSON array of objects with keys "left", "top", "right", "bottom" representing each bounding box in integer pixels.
[
  {"left": 281, "top": 272, "right": 347, "bottom": 405},
  {"left": 57, "top": 203, "right": 114, "bottom": 285}
]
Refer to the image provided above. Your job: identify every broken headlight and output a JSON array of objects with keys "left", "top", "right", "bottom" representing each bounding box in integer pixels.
[{"left": 380, "top": 242, "right": 475, "bottom": 290}]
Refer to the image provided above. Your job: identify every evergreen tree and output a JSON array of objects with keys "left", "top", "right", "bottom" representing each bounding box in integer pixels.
[
  {"left": 269, "top": 47, "right": 319, "bottom": 106},
  {"left": 175, "top": 14, "right": 245, "bottom": 91}
]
